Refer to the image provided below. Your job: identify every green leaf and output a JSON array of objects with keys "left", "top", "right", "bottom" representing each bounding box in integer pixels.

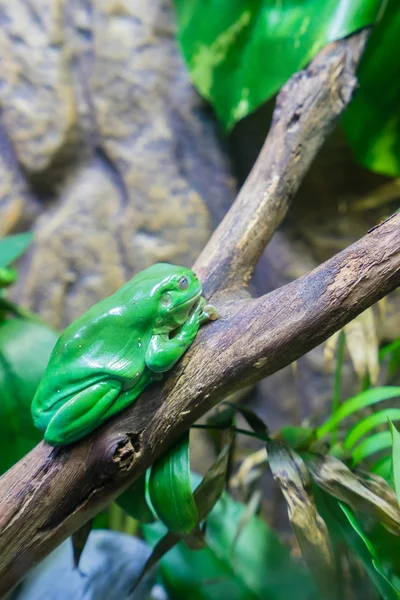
[
  {"left": 0, "top": 232, "right": 33, "bottom": 269},
  {"left": 116, "top": 472, "right": 155, "bottom": 523},
  {"left": 352, "top": 431, "right": 393, "bottom": 465},
  {"left": 174, "top": 0, "right": 382, "bottom": 130},
  {"left": 267, "top": 440, "right": 337, "bottom": 599},
  {"left": 143, "top": 478, "right": 316, "bottom": 600},
  {"left": 134, "top": 435, "right": 234, "bottom": 593},
  {"left": 380, "top": 338, "right": 400, "bottom": 377},
  {"left": 339, "top": 502, "right": 400, "bottom": 597},
  {"left": 372, "top": 456, "right": 393, "bottom": 481},
  {"left": 279, "top": 426, "right": 315, "bottom": 450},
  {"left": 149, "top": 432, "right": 199, "bottom": 536},
  {"left": 315, "top": 488, "right": 400, "bottom": 599},
  {"left": 0, "top": 268, "right": 18, "bottom": 289},
  {"left": 0, "top": 318, "right": 57, "bottom": 474},
  {"left": 343, "top": 0, "right": 400, "bottom": 176},
  {"left": 316, "top": 387, "right": 400, "bottom": 439},
  {"left": 389, "top": 420, "right": 400, "bottom": 505},
  {"left": 380, "top": 338, "right": 400, "bottom": 363},
  {"left": 344, "top": 409, "right": 400, "bottom": 450}
]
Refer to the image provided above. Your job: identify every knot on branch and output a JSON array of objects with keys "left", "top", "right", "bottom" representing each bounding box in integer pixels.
[{"left": 110, "top": 431, "right": 143, "bottom": 472}]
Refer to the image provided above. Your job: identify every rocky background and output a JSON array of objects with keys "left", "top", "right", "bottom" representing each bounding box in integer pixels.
[{"left": 0, "top": 0, "right": 399, "bottom": 483}]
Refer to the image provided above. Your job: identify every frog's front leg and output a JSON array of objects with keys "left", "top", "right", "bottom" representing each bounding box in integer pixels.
[
  {"left": 146, "top": 301, "right": 208, "bottom": 373},
  {"left": 44, "top": 380, "right": 122, "bottom": 445}
]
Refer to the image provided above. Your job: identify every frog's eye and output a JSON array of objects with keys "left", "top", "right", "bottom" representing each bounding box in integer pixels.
[
  {"left": 178, "top": 276, "right": 188, "bottom": 290},
  {"left": 161, "top": 292, "right": 172, "bottom": 307}
]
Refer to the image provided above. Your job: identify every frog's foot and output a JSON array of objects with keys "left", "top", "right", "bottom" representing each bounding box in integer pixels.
[
  {"left": 194, "top": 297, "right": 218, "bottom": 325},
  {"left": 200, "top": 303, "right": 219, "bottom": 324},
  {"left": 44, "top": 381, "right": 121, "bottom": 446}
]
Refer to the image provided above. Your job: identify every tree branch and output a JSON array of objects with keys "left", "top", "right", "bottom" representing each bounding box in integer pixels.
[
  {"left": 195, "top": 31, "right": 369, "bottom": 294},
  {"left": 1, "top": 29, "right": 398, "bottom": 597}
]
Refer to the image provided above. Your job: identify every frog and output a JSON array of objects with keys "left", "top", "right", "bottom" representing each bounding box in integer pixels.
[{"left": 31, "top": 263, "right": 216, "bottom": 446}]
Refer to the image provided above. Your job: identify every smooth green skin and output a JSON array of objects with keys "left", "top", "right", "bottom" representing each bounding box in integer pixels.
[{"left": 32, "top": 263, "right": 211, "bottom": 446}]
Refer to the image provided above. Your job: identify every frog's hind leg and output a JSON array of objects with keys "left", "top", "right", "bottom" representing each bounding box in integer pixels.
[{"left": 44, "top": 381, "right": 122, "bottom": 446}]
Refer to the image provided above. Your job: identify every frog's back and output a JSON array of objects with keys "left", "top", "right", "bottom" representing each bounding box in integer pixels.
[{"left": 33, "top": 275, "right": 156, "bottom": 412}]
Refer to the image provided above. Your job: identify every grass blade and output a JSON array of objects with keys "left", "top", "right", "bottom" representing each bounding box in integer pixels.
[
  {"left": 344, "top": 409, "right": 400, "bottom": 450},
  {"left": 352, "top": 431, "right": 392, "bottom": 465},
  {"left": 317, "top": 387, "right": 400, "bottom": 439}
]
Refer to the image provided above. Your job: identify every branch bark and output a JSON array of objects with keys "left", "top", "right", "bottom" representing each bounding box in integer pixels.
[
  {"left": 1, "top": 29, "right": 399, "bottom": 597},
  {"left": 195, "top": 31, "right": 369, "bottom": 294}
]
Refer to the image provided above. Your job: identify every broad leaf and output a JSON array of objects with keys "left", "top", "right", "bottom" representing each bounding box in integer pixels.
[
  {"left": 149, "top": 432, "right": 199, "bottom": 536},
  {"left": 174, "top": 0, "right": 382, "bottom": 130}
]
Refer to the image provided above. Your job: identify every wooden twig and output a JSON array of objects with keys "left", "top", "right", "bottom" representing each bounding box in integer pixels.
[{"left": 1, "top": 30, "right": 396, "bottom": 597}]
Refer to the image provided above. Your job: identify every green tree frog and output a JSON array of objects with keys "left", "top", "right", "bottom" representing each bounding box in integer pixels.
[{"left": 32, "top": 263, "right": 216, "bottom": 445}]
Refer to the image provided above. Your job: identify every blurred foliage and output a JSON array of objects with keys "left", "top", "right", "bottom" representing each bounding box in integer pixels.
[
  {"left": 0, "top": 233, "right": 32, "bottom": 273},
  {"left": 0, "top": 234, "right": 57, "bottom": 475},
  {"left": 342, "top": 0, "right": 400, "bottom": 176},
  {"left": 0, "top": 318, "right": 57, "bottom": 474}
]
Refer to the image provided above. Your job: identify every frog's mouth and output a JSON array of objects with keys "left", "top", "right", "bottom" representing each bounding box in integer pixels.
[
  {"left": 174, "top": 290, "right": 202, "bottom": 311},
  {"left": 181, "top": 290, "right": 202, "bottom": 313}
]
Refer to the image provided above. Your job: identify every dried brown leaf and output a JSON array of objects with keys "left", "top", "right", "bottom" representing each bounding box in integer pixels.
[
  {"left": 267, "top": 441, "right": 338, "bottom": 600},
  {"left": 344, "top": 308, "right": 379, "bottom": 385},
  {"left": 306, "top": 454, "right": 400, "bottom": 535}
]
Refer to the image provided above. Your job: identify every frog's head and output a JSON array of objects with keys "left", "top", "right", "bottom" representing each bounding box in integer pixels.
[{"left": 144, "top": 263, "right": 202, "bottom": 332}]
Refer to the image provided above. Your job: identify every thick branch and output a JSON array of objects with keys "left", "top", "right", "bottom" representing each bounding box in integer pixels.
[
  {"left": 0, "top": 29, "right": 394, "bottom": 596},
  {"left": 0, "top": 214, "right": 398, "bottom": 595},
  {"left": 195, "top": 31, "right": 369, "bottom": 294}
]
